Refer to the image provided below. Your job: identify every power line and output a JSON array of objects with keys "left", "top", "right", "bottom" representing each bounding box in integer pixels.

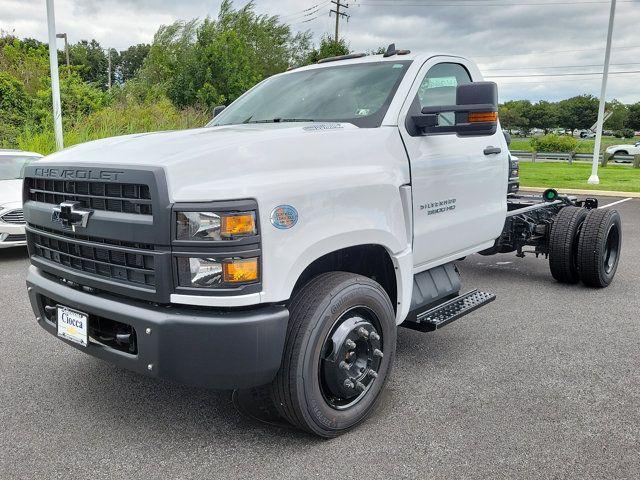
[
  {"left": 474, "top": 44, "right": 640, "bottom": 58},
  {"left": 357, "top": 0, "right": 635, "bottom": 5},
  {"left": 487, "top": 70, "right": 640, "bottom": 78},
  {"left": 484, "top": 62, "right": 640, "bottom": 71}
]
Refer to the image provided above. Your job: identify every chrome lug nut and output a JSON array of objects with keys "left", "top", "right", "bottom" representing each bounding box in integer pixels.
[
  {"left": 344, "top": 379, "right": 355, "bottom": 389},
  {"left": 339, "top": 361, "right": 350, "bottom": 370},
  {"left": 355, "top": 381, "right": 366, "bottom": 392},
  {"left": 369, "top": 332, "right": 380, "bottom": 341},
  {"left": 345, "top": 339, "right": 356, "bottom": 349},
  {"left": 357, "top": 327, "right": 369, "bottom": 339},
  {"left": 368, "top": 370, "right": 378, "bottom": 378},
  {"left": 373, "top": 348, "right": 384, "bottom": 358}
]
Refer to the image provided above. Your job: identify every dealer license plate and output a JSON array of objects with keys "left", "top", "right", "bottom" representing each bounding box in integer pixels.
[{"left": 57, "top": 306, "right": 88, "bottom": 347}]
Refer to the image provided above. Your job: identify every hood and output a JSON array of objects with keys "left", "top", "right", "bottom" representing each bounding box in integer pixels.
[
  {"left": 33, "top": 123, "right": 410, "bottom": 202},
  {"left": 0, "top": 179, "right": 23, "bottom": 207}
]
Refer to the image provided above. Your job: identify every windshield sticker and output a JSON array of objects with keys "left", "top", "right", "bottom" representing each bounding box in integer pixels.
[
  {"left": 426, "top": 77, "right": 458, "bottom": 88},
  {"left": 303, "top": 123, "right": 344, "bottom": 131},
  {"left": 356, "top": 109, "right": 370, "bottom": 116},
  {"left": 392, "top": 64, "right": 405, "bottom": 69}
]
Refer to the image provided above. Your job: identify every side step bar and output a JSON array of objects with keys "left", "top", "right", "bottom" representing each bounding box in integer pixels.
[{"left": 402, "top": 289, "right": 496, "bottom": 332}]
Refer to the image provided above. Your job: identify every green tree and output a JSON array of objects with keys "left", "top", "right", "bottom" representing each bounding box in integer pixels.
[
  {"left": 605, "top": 99, "right": 629, "bottom": 131},
  {"left": 528, "top": 100, "right": 558, "bottom": 132},
  {"left": 68, "top": 39, "right": 108, "bottom": 88},
  {"left": 116, "top": 44, "right": 150, "bottom": 82},
  {"left": 626, "top": 102, "right": 640, "bottom": 130},
  {"left": 499, "top": 100, "right": 531, "bottom": 132},
  {"left": 305, "top": 35, "right": 350, "bottom": 64},
  {"left": 0, "top": 72, "right": 31, "bottom": 145},
  {"left": 136, "top": 1, "right": 313, "bottom": 108},
  {"left": 557, "top": 94, "right": 598, "bottom": 132}
]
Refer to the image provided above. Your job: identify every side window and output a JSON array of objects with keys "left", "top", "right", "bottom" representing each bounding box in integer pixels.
[{"left": 415, "top": 63, "right": 471, "bottom": 126}]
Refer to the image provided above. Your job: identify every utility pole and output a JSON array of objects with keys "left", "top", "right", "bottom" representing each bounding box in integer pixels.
[
  {"left": 330, "top": 1, "right": 349, "bottom": 43},
  {"left": 588, "top": 0, "right": 617, "bottom": 185},
  {"left": 56, "top": 32, "right": 69, "bottom": 68},
  {"left": 46, "top": 0, "right": 64, "bottom": 150},
  {"left": 107, "top": 48, "right": 111, "bottom": 90}
]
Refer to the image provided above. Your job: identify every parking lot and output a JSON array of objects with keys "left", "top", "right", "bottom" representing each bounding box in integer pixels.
[{"left": 1, "top": 195, "right": 638, "bottom": 480}]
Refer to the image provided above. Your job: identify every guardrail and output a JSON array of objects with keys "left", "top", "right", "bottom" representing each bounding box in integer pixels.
[{"left": 511, "top": 150, "right": 640, "bottom": 168}]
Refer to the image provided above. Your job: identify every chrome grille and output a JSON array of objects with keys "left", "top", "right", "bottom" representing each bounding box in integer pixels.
[
  {"left": 26, "top": 178, "right": 152, "bottom": 215},
  {"left": 0, "top": 209, "right": 25, "bottom": 224},
  {"left": 2, "top": 234, "right": 26, "bottom": 242}
]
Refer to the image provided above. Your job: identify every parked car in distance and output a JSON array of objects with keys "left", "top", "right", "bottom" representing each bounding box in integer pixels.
[
  {"left": 605, "top": 141, "right": 640, "bottom": 160},
  {"left": 0, "top": 149, "right": 43, "bottom": 248}
]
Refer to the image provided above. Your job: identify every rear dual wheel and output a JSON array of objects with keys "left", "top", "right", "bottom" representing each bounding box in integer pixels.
[
  {"left": 577, "top": 209, "right": 622, "bottom": 287},
  {"left": 549, "top": 206, "right": 588, "bottom": 284},
  {"left": 271, "top": 272, "right": 396, "bottom": 438},
  {"left": 549, "top": 206, "right": 622, "bottom": 287}
]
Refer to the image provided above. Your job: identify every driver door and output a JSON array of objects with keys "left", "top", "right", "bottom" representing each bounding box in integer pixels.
[{"left": 399, "top": 58, "right": 508, "bottom": 270}]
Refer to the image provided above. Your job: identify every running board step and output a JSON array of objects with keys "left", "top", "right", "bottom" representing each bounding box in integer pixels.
[{"left": 402, "top": 289, "right": 496, "bottom": 332}]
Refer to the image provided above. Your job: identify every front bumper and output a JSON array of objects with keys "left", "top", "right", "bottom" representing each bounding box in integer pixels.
[
  {"left": 26, "top": 266, "right": 289, "bottom": 389},
  {"left": 0, "top": 222, "right": 26, "bottom": 248}
]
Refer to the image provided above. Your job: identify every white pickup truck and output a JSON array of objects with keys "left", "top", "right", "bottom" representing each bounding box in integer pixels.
[{"left": 23, "top": 46, "right": 622, "bottom": 437}]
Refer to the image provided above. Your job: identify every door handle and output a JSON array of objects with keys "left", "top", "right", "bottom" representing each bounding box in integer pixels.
[{"left": 484, "top": 146, "right": 501, "bottom": 155}]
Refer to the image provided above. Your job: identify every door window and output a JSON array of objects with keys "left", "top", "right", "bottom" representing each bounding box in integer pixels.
[{"left": 414, "top": 63, "right": 472, "bottom": 127}]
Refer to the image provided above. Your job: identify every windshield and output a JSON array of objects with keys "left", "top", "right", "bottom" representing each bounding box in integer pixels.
[
  {"left": 0, "top": 155, "right": 39, "bottom": 180},
  {"left": 211, "top": 61, "right": 412, "bottom": 128}
]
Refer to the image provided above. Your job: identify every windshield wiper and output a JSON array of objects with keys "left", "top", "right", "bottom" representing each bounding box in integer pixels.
[{"left": 245, "top": 118, "right": 315, "bottom": 124}]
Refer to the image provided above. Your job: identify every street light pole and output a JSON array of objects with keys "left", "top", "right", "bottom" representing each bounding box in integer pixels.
[
  {"left": 46, "top": 0, "right": 64, "bottom": 151},
  {"left": 56, "top": 32, "right": 69, "bottom": 68},
  {"left": 588, "top": 0, "right": 617, "bottom": 185}
]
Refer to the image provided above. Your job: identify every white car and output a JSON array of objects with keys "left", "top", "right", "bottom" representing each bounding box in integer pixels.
[
  {"left": 606, "top": 141, "right": 640, "bottom": 158},
  {"left": 0, "top": 149, "right": 43, "bottom": 248}
]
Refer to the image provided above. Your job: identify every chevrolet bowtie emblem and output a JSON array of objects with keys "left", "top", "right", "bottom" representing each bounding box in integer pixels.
[{"left": 51, "top": 201, "right": 92, "bottom": 231}]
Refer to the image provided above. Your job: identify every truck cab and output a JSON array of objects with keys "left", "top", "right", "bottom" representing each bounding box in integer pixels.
[{"left": 23, "top": 47, "right": 621, "bottom": 437}]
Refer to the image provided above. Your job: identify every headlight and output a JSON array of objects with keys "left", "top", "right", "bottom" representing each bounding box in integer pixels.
[
  {"left": 177, "top": 257, "right": 259, "bottom": 288},
  {"left": 176, "top": 211, "right": 257, "bottom": 241}
]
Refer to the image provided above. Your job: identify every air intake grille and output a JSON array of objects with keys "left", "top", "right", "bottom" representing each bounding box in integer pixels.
[
  {"left": 26, "top": 178, "right": 152, "bottom": 215},
  {"left": 0, "top": 209, "right": 25, "bottom": 224},
  {"left": 29, "top": 229, "right": 155, "bottom": 287}
]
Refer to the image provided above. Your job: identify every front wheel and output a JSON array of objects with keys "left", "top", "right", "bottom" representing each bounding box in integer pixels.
[{"left": 271, "top": 272, "right": 396, "bottom": 437}]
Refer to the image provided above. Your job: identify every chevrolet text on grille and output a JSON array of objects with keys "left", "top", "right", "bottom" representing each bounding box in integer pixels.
[{"left": 33, "top": 168, "right": 124, "bottom": 181}]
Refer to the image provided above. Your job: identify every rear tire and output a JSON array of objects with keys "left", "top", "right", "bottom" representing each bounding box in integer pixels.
[
  {"left": 548, "top": 206, "right": 588, "bottom": 284},
  {"left": 577, "top": 209, "right": 622, "bottom": 287},
  {"left": 615, "top": 150, "right": 629, "bottom": 157},
  {"left": 271, "top": 272, "right": 396, "bottom": 437}
]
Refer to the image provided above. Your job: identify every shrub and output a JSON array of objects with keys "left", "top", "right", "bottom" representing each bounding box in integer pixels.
[
  {"left": 613, "top": 128, "right": 635, "bottom": 139},
  {"left": 530, "top": 134, "right": 578, "bottom": 153}
]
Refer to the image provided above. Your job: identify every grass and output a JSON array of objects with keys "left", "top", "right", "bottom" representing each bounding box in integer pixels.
[
  {"left": 15, "top": 100, "right": 209, "bottom": 155},
  {"left": 519, "top": 162, "right": 640, "bottom": 193},
  {"left": 510, "top": 136, "right": 634, "bottom": 153}
]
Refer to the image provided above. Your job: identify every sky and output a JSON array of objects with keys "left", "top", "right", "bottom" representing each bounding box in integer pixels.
[{"left": 2, "top": 0, "right": 640, "bottom": 103}]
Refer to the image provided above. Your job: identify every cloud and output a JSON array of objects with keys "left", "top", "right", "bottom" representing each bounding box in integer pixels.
[{"left": 3, "top": 0, "right": 640, "bottom": 102}]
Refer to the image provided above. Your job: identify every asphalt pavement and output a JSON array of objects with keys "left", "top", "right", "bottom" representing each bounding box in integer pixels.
[{"left": 1, "top": 195, "right": 638, "bottom": 479}]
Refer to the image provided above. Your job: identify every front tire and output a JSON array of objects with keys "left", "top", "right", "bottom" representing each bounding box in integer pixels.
[{"left": 272, "top": 272, "right": 396, "bottom": 437}]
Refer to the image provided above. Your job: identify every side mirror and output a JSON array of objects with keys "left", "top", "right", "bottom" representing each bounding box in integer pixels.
[
  {"left": 412, "top": 82, "right": 498, "bottom": 136},
  {"left": 503, "top": 131, "right": 512, "bottom": 146},
  {"left": 213, "top": 105, "right": 226, "bottom": 118}
]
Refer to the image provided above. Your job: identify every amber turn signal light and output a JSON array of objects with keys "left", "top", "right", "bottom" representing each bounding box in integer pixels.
[
  {"left": 220, "top": 213, "right": 256, "bottom": 237},
  {"left": 468, "top": 111, "right": 498, "bottom": 123},
  {"left": 223, "top": 258, "right": 259, "bottom": 283}
]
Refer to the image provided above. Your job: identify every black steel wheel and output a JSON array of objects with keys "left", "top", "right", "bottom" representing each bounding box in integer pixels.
[
  {"left": 548, "top": 206, "right": 588, "bottom": 284},
  {"left": 271, "top": 271, "right": 396, "bottom": 437},
  {"left": 577, "top": 208, "right": 622, "bottom": 287}
]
